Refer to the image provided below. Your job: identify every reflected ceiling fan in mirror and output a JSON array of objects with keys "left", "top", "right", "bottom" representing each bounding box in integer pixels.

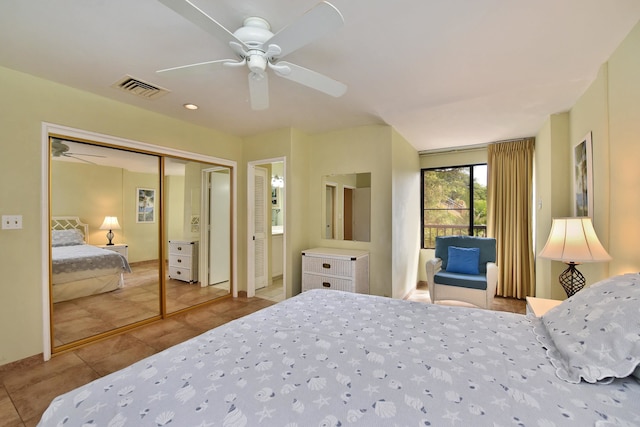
[
  {"left": 50, "top": 137, "right": 106, "bottom": 164},
  {"left": 156, "top": 0, "right": 347, "bottom": 110}
]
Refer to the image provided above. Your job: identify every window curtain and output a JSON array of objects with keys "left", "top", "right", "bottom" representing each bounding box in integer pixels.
[{"left": 487, "top": 138, "right": 535, "bottom": 299}]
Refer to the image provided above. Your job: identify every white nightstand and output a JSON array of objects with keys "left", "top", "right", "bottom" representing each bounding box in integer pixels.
[
  {"left": 97, "top": 243, "right": 129, "bottom": 261},
  {"left": 525, "top": 296, "right": 562, "bottom": 317}
]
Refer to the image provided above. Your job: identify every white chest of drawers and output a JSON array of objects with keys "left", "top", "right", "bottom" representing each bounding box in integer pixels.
[
  {"left": 168, "top": 240, "right": 198, "bottom": 283},
  {"left": 301, "top": 247, "right": 369, "bottom": 294},
  {"left": 96, "top": 243, "right": 128, "bottom": 261}
]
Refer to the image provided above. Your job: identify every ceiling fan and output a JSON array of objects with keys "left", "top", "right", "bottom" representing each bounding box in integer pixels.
[
  {"left": 156, "top": 0, "right": 347, "bottom": 110},
  {"left": 51, "top": 138, "right": 105, "bottom": 164}
]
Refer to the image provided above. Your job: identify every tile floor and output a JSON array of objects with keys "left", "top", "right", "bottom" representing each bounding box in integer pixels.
[
  {"left": 409, "top": 281, "right": 526, "bottom": 314},
  {"left": 0, "top": 294, "right": 275, "bottom": 427},
  {"left": 255, "top": 277, "right": 285, "bottom": 302},
  {"left": 0, "top": 283, "right": 524, "bottom": 426}
]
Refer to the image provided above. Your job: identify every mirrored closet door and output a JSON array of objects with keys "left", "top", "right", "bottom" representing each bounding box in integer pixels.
[
  {"left": 164, "top": 158, "right": 231, "bottom": 314},
  {"left": 49, "top": 137, "right": 233, "bottom": 353}
]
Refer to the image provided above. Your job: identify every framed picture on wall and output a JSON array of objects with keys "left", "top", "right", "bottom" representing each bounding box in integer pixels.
[
  {"left": 272, "top": 187, "right": 281, "bottom": 209},
  {"left": 573, "top": 132, "right": 593, "bottom": 217},
  {"left": 137, "top": 187, "right": 156, "bottom": 223}
]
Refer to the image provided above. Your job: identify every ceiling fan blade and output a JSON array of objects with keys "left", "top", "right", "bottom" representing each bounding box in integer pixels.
[
  {"left": 64, "top": 155, "right": 98, "bottom": 165},
  {"left": 267, "top": 1, "right": 344, "bottom": 59},
  {"left": 158, "top": 0, "right": 246, "bottom": 50},
  {"left": 248, "top": 72, "right": 269, "bottom": 110},
  {"left": 157, "top": 59, "right": 239, "bottom": 75},
  {"left": 274, "top": 61, "right": 346, "bottom": 97},
  {"left": 66, "top": 153, "right": 106, "bottom": 158}
]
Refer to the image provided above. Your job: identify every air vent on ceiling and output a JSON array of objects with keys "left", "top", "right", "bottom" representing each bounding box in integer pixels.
[{"left": 111, "top": 76, "right": 170, "bottom": 100}]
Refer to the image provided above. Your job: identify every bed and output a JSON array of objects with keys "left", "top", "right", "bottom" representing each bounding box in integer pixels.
[
  {"left": 38, "top": 273, "right": 640, "bottom": 426},
  {"left": 51, "top": 216, "right": 131, "bottom": 303}
]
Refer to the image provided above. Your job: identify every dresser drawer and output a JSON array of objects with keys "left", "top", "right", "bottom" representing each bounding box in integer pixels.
[
  {"left": 169, "top": 255, "right": 191, "bottom": 268},
  {"left": 169, "top": 241, "right": 195, "bottom": 256},
  {"left": 302, "top": 256, "right": 354, "bottom": 278},
  {"left": 169, "top": 266, "right": 195, "bottom": 282},
  {"left": 302, "top": 273, "right": 354, "bottom": 292}
]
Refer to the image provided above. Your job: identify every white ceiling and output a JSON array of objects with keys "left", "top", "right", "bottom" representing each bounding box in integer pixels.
[{"left": 2, "top": 1, "right": 639, "bottom": 152}]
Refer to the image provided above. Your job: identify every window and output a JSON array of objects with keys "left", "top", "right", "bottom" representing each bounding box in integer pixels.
[{"left": 421, "top": 164, "right": 487, "bottom": 249}]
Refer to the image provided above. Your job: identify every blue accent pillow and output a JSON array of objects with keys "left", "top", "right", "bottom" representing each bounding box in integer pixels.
[{"left": 446, "top": 246, "right": 480, "bottom": 275}]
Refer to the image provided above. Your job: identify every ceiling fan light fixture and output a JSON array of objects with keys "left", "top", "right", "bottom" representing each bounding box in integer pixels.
[{"left": 247, "top": 53, "right": 267, "bottom": 73}]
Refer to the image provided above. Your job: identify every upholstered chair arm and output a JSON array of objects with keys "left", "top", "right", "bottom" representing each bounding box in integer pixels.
[
  {"left": 485, "top": 262, "right": 498, "bottom": 307},
  {"left": 425, "top": 258, "right": 442, "bottom": 303}
]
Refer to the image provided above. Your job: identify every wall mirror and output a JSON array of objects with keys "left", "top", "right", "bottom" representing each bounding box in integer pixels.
[
  {"left": 322, "top": 173, "right": 371, "bottom": 242},
  {"left": 50, "top": 137, "right": 232, "bottom": 351}
]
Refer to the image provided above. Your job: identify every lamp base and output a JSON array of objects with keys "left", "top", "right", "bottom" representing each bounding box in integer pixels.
[
  {"left": 106, "top": 229, "right": 114, "bottom": 246},
  {"left": 559, "top": 262, "right": 585, "bottom": 297}
]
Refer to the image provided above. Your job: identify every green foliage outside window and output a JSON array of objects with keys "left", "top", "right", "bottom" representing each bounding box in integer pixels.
[{"left": 422, "top": 165, "right": 487, "bottom": 248}]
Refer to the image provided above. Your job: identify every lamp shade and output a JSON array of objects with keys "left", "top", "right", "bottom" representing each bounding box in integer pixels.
[
  {"left": 539, "top": 217, "right": 611, "bottom": 263},
  {"left": 99, "top": 216, "right": 121, "bottom": 230}
]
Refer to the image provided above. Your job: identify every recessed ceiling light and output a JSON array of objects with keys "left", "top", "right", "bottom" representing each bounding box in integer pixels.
[{"left": 183, "top": 103, "right": 198, "bottom": 110}]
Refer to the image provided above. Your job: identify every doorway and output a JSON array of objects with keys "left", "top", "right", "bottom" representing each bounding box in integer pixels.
[{"left": 247, "top": 158, "right": 286, "bottom": 302}]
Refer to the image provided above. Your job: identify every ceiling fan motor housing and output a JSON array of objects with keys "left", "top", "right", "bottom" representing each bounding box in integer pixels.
[{"left": 233, "top": 17, "right": 273, "bottom": 49}]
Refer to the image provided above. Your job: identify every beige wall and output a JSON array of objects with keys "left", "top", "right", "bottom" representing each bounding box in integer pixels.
[
  {"left": 166, "top": 174, "right": 186, "bottom": 248},
  {"left": 534, "top": 112, "right": 572, "bottom": 299},
  {"left": 51, "top": 162, "right": 125, "bottom": 245},
  {"left": 536, "top": 20, "right": 640, "bottom": 296},
  {"left": 607, "top": 21, "right": 640, "bottom": 274},
  {"left": 1, "top": 19, "right": 639, "bottom": 367},
  {"left": 308, "top": 125, "right": 394, "bottom": 297},
  {"left": 391, "top": 129, "right": 421, "bottom": 299},
  {"left": 0, "top": 65, "right": 241, "bottom": 365}
]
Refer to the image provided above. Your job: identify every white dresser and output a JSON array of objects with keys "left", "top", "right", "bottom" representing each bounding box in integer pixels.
[
  {"left": 168, "top": 240, "right": 198, "bottom": 283},
  {"left": 301, "top": 247, "right": 369, "bottom": 294},
  {"left": 97, "top": 243, "right": 128, "bottom": 261}
]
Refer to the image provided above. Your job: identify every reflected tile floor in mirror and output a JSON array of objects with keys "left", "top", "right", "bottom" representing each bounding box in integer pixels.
[{"left": 53, "top": 261, "right": 230, "bottom": 346}]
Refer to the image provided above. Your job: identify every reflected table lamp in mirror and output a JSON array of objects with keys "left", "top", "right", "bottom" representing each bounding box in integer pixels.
[
  {"left": 100, "top": 216, "right": 121, "bottom": 245},
  {"left": 539, "top": 217, "right": 612, "bottom": 297}
]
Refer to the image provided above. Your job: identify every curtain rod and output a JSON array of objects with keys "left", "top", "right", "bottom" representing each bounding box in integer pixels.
[
  {"left": 418, "top": 136, "right": 534, "bottom": 155},
  {"left": 419, "top": 142, "right": 487, "bottom": 156}
]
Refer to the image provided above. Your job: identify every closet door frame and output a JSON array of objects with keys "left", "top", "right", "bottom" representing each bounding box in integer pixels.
[{"left": 40, "top": 122, "right": 237, "bottom": 361}]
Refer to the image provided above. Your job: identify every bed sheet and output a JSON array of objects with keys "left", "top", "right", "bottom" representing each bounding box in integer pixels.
[
  {"left": 52, "top": 244, "right": 131, "bottom": 284},
  {"left": 38, "top": 290, "right": 640, "bottom": 426}
]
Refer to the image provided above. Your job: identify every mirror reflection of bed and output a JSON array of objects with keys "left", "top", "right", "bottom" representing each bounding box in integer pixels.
[{"left": 50, "top": 138, "right": 232, "bottom": 350}]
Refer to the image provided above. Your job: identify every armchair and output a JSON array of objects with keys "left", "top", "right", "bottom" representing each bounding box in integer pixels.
[{"left": 425, "top": 235, "right": 498, "bottom": 309}]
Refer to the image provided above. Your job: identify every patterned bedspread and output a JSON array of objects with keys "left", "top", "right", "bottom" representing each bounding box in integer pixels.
[
  {"left": 51, "top": 244, "right": 131, "bottom": 284},
  {"left": 38, "top": 290, "right": 640, "bottom": 426}
]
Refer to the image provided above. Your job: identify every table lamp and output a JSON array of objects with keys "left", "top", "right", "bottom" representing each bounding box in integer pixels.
[
  {"left": 539, "top": 217, "right": 611, "bottom": 297},
  {"left": 99, "top": 216, "right": 121, "bottom": 245}
]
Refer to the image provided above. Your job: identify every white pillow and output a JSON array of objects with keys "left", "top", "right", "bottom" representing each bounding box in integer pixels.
[
  {"left": 52, "top": 229, "right": 85, "bottom": 247},
  {"left": 540, "top": 273, "right": 640, "bottom": 384}
]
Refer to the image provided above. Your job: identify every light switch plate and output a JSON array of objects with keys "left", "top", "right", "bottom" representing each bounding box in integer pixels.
[{"left": 2, "top": 215, "right": 23, "bottom": 229}]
